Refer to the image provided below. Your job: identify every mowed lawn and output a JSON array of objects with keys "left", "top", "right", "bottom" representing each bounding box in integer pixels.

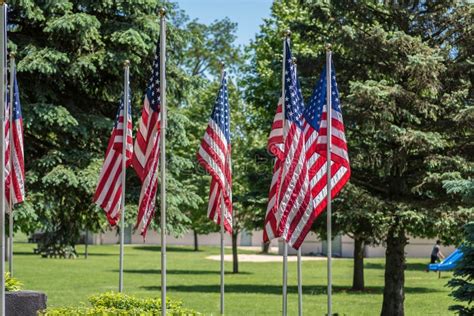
[{"left": 12, "top": 243, "right": 454, "bottom": 315}]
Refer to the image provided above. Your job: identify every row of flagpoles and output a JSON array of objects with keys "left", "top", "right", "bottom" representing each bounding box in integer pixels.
[
  {"left": 262, "top": 32, "right": 351, "bottom": 316},
  {"left": 0, "top": 3, "right": 350, "bottom": 315}
]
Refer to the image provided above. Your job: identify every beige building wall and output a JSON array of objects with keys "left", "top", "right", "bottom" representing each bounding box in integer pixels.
[{"left": 93, "top": 228, "right": 456, "bottom": 258}]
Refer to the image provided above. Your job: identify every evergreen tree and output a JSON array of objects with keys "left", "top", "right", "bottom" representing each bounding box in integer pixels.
[
  {"left": 244, "top": 0, "right": 472, "bottom": 314},
  {"left": 448, "top": 222, "right": 474, "bottom": 315},
  {"left": 8, "top": 0, "right": 240, "bottom": 253}
]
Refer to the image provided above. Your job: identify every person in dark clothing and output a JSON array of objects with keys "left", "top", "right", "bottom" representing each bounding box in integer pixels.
[{"left": 430, "top": 240, "right": 445, "bottom": 264}]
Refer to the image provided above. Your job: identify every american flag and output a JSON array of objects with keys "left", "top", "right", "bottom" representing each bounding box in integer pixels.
[
  {"left": 5, "top": 69, "right": 25, "bottom": 207},
  {"left": 94, "top": 89, "right": 133, "bottom": 226},
  {"left": 197, "top": 72, "right": 232, "bottom": 233},
  {"left": 132, "top": 40, "right": 162, "bottom": 237},
  {"left": 294, "top": 63, "right": 350, "bottom": 249},
  {"left": 263, "top": 97, "right": 283, "bottom": 242},
  {"left": 264, "top": 39, "right": 313, "bottom": 249}
]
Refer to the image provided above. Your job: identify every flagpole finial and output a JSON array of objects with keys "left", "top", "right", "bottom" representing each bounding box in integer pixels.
[
  {"left": 123, "top": 59, "right": 130, "bottom": 67},
  {"left": 159, "top": 7, "right": 166, "bottom": 17},
  {"left": 325, "top": 43, "right": 332, "bottom": 51},
  {"left": 284, "top": 29, "right": 291, "bottom": 38}
]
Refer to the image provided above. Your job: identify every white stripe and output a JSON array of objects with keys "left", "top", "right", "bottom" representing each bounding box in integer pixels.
[
  {"left": 198, "top": 147, "right": 228, "bottom": 189},
  {"left": 265, "top": 222, "right": 275, "bottom": 240},
  {"left": 277, "top": 131, "right": 307, "bottom": 229},
  {"left": 105, "top": 179, "right": 122, "bottom": 215},
  {"left": 96, "top": 153, "right": 122, "bottom": 205},
  {"left": 209, "top": 119, "right": 229, "bottom": 149},
  {"left": 313, "top": 139, "right": 348, "bottom": 161},
  {"left": 322, "top": 107, "right": 344, "bottom": 122},
  {"left": 208, "top": 183, "right": 218, "bottom": 219},
  {"left": 203, "top": 130, "right": 225, "bottom": 165}
]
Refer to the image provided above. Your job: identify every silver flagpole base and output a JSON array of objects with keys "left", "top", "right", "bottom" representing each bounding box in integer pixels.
[
  {"left": 282, "top": 242, "right": 288, "bottom": 316},
  {"left": 297, "top": 247, "right": 303, "bottom": 316},
  {"left": 220, "top": 218, "right": 225, "bottom": 315}
]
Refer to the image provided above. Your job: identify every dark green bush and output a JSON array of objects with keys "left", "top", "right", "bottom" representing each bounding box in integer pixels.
[{"left": 40, "top": 292, "right": 200, "bottom": 315}]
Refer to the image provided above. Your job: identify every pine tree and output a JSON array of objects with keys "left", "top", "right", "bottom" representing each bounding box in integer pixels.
[
  {"left": 448, "top": 222, "right": 474, "bottom": 315},
  {"left": 244, "top": 0, "right": 473, "bottom": 314},
  {"left": 8, "top": 0, "right": 241, "bottom": 254}
]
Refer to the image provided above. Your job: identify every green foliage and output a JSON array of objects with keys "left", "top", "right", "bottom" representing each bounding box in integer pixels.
[
  {"left": 244, "top": 0, "right": 472, "bottom": 311},
  {"left": 245, "top": 0, "right": 473, "bottom": 242},
  {"left": 40, "top": 292, "right": 200, "bottom": 315},
  {"left": 448, "top": 222, "right": 474, "bottom": 315},
  {"left": 5, "top": 273, "right": 23, "bottom": 292},
  {"left": 444, "top": 179, "right": 474, "bottom": 204},
  {"left": 9, "top": 0, "right": 241, "bottom": 249}
]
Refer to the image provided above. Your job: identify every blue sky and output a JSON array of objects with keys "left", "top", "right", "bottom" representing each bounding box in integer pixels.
[{"left": 176, "top": 0, "right": 273, "bottom": 46}]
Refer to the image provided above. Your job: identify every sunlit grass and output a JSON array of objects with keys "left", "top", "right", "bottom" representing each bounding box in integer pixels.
[{"left": 12, "top": 243, "right": 454, "bottom": 315}]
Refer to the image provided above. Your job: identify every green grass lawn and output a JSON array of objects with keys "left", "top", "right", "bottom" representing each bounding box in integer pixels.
[{"left": 11, "top": 243, "right": 454, "bottom": 315}]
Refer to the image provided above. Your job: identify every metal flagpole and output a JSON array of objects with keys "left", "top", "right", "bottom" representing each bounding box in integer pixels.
[
  {"left": 292, "top": 56, "right": 303, "bottom": 316},
  {"left": 118, "top": 60, "right": 130, "bottom": 293},
  {"left": 282, "top": 242, "right": 288, "bottom": 316},
  {"left": 219, "top": 63, "right": 225, "bottom": 316},
  {"left": 297, "top": 248, "right": 303, "bottom": 316},
  {"left": 325, "top": 45, "right": 333, "bottom": 316},
  {"left": 220, "top": 199, "right": 225, "bottom": 315},
  {"left": 281, "top": 30, "right": 290, "bottom": 316},
  {"left": 8, "top": 52, "right": 13, "bottom": 276},
  {"left": 0, "top": 2, "right": 7, "bottom": 315},
  {"left": 159, "top": 8, "right": 167, "bottom": 316}
]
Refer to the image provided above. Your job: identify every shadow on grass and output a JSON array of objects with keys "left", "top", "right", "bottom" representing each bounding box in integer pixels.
[
  {"left": 12, "top": 251, "right": 38, "bottom": 256},
  {"left": 115, "top": 269, "right": 251, "bottom": 276},
  {"left": 141, "top": 284, "right": 442, "bottom": 295},
  {"left": 132, "top": 246, "right": 199, "bottom": 253},
  {"left": 364, "top": 262, "right": 429, "bottom": 271},
  {"left": 14, "top": 251, "right": 117, "bottom": 257}
]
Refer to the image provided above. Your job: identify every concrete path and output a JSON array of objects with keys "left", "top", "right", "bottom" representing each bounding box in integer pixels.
[{"left": 206, "top": 254, "right": 327, "bottom": 262}]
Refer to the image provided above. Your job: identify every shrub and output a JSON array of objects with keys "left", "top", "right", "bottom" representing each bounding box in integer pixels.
[
  {"left": 40, "top": 292, "right": 200, "bottom": 315},
  {"left": 5, "top": 273, "right": 23, "bottom": 292}
]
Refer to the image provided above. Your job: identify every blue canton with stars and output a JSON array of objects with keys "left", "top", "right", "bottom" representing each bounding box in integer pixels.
[
  {"left": 12, "top": 72, "right": 22, "bottom": 120},
  {"left": 145, "top": 39, "right": 161, "bottom": 113},
  {"left": 211, "top": 71, "right": 230, "bottom": 143},
  {"left": 303, "top": 63, "right": 341, "bottom": 132},
  {"left": 284, "top": 39, "right": 305, "bottom": 128}
]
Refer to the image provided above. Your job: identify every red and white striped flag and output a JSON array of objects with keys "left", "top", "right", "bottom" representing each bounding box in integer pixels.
[
  {"left": 264, "top": 39, "right": 313, "bottom": 249},
  {"left": 131, "top": 42, "right": 161, "bottom": 237},
  {"left": 5, "top": 70, "right": 25, "bottom": 207},
  {"left": 94, "top": 91, "right": 133, "bottom": 226},
  {"left": 197, "top": 72, "right": 232, "bottom": 233},
  {"left": 263, "top": 98, "right": 284, "bottom": 242},
  {"left": 290, "top": 63, "right": 350, "bottom": 249}
]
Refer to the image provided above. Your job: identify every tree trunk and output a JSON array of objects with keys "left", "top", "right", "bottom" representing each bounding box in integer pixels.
[
  {"left": 262, "top": 242, "right": 270, "bottom": 254},
  {"left": 352, "top": 237, "right": 364, "bottom": 291},
  {"left": 193, "top": 230, "right": 199, "bottom": 251},
  {"left": 232, "top": 230, "right": 239, "bottom": 273},
  {"left": 84, "top": 230, "right": 88, "bottom": 259},
  {"left": 381, "top": 228, "right": 407, "bottom": 316}
]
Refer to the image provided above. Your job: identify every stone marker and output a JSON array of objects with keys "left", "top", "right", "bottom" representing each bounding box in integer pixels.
[{"left": 6, "top": 291, "right": 47, "bottom": 316}]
